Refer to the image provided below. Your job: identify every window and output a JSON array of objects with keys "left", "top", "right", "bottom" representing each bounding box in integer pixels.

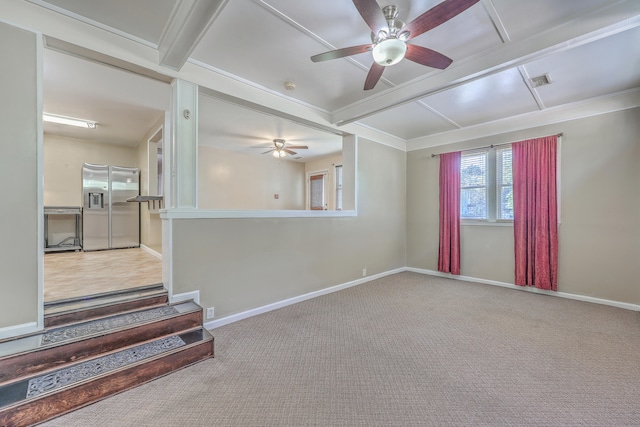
[
  {"left": 496, "top": 148, "right": 513, "bottom": 220},
  {"left": 461, "top": 151, "right": 487, "bottom": 219},
  {"left": 460, "top": 146, "right": 512, "bottom": 221}
]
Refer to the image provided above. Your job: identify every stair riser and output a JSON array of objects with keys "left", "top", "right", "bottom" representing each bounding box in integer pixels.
[
  {"left": 0, "top": 310, "right": 202, "bottom": 385},
  {"left": 45, "top": 295, "right": 169, "bottom": 328},
  {"left": 0, "top": 340, "right": 213, "bottom": 427}
]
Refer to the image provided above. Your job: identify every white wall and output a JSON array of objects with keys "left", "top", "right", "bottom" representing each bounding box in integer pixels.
[
  {"left": 198, "top": 145, "right": 306, "bottom": 210},
  {"left": 407, "top": 108, "right": 640, "bottom": 305}
]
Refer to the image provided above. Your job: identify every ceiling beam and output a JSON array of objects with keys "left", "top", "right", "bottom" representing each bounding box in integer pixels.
[
  {"left": 407, "top": 88, "right": 640, "bottom": 150},
  {"left": 158, "top": 0, "right": 229, "bottom": 70},
  {"left": 331, "top": 0, "right": 640, "bottom": 126},
  {"left": 44, "top": 36, "right": 173, "bottom": 83}
]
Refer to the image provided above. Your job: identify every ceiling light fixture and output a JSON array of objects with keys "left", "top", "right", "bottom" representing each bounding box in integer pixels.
[
  {"left": 43, "top": 113, "right": 96, "bottom": 129},
  {"left": 272, "top": 149, "right": 286, "bottom": 158},
  {"left": 372, "top": 38, "right": 407, "bottom": 66}
]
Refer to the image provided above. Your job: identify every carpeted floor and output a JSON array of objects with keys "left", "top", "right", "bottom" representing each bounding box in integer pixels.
[{"left": 41, "top": 272, "right": 640, "bottom": 426}]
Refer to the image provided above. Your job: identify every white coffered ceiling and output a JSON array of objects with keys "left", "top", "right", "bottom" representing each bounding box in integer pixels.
[{"left": 22, "top": 0, "right": 640, "bottom": 155}]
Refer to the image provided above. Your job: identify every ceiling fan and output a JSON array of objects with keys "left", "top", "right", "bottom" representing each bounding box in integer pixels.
[
  {"left": 310, "top": 0, "right": 479, "bottom": 90},
  {"left": 254, "top": 139, "right": 309, "bottom": 158}
]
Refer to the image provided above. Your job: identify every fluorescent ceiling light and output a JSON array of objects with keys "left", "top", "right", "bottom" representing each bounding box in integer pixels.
[{"left": 43, "top": 113, "right": 96, "bottom": 129}]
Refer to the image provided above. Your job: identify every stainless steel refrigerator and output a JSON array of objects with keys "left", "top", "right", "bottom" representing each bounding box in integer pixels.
[{"left": 82, "top": 163, "right": 140, "bottom": 251}]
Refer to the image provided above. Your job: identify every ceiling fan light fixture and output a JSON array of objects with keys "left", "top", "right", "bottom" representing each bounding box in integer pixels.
[
  {"left": 372, "top": 38, "right": 407, "bottom": 66},
  {"left": 273, "top": 149, "right": 286, "bottom": 158},
  {"left": 375, "top": 29, "right": 388, "bottom": 42}
]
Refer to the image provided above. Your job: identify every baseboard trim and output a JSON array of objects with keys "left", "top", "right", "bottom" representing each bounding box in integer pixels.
[
  {"left": 205, "top": 268, "right": 405, "bottom": 329},
  {"left": 0, "top": 322, "right": 40, "bottom": 340},
  {"left": 171, "top": 290, "right": 200, "bottom": 305},
  {"left": 406, "top": 267, "right": 640, "bottom": 312},
  {"left": 140, "top": 244, "right": 162, "bottom": 259},
  {"left": 203, "top": 265, "right": 639, "bottom": 330}
]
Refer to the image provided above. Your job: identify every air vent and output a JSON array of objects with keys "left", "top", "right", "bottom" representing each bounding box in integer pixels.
[{"left": 530, "top": 73, "right": 552, "bottom": 88}]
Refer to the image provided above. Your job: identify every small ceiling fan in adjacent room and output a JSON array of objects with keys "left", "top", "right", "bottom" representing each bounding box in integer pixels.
[
  {"left": 311, "top": 0, "right": 479, "bottom": 90},
  {"left": 253, "top": 139, "right": 309, "bottom": 158}
]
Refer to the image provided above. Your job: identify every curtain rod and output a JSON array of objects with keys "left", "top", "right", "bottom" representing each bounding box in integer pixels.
[{"left": 430, "top": 133, "right": 563, "bottom": 158}]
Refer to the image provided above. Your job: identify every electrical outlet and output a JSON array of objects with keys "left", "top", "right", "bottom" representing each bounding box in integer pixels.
[
  {"left": 362, "top": 268, "right": 367, "bottom": 277},
  {"left": 206, "top": 307, "right": 215, "bottom": 319}
]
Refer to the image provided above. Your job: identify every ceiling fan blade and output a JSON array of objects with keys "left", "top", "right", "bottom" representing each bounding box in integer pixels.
[
  {"left": 286, "top": 145, "right": 308, "bottom": 149},
  {"left": 250, "top": 144, "right": 272, "bottom": 148},
  {"left": 405, "top": 44, "right": 453, "bottom": 69},
  {"left": 364, "top": 62, "right": 385, "bottom": 90},
  {"left": 284, "top": 149, "right": 297, "bottom": 155},
  {"left": 352, "top": 0, "right": 387, "bottom": 34},
  {"left": 262, "top": 149, "right": 275, "bottom": 154},
  {"left": 311, "top": 44, "right": 372, "bottom": 62},
  {"left": 401, "top": 0, "right": 479, "bottom": 41}
]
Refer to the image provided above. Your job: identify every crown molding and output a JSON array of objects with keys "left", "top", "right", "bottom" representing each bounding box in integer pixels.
[{"left": 406, "top": 88, "right": 640, "bottom": 150}]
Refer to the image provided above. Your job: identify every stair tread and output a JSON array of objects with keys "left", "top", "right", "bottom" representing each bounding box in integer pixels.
[
  {"left": 0, "top": 329, "right": 212, "bottom": 410},
  {"left": 44, "top": 284, "right": 167, "bottom": 316},
  {"left": 0, "top": 301, "right": 201, "bottom": 359}
]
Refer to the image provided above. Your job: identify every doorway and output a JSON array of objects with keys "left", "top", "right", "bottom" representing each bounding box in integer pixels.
[{"left": 41, "top": 47, "right": 170, "bottom": 303}]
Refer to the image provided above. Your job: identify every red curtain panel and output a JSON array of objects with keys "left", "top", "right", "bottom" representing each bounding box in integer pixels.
[
  {"left": 512, "top": 135, "right": 558, "bottom": 291},
  {"left": 438, "top": 151, "right": 461, "bottom": 275}
]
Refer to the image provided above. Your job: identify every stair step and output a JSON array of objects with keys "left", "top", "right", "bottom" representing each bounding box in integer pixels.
[
  {"left": 0, "top": 301, "right": 203, "bottom": 385},
  {"left": 0, "top": 328, "right": 214, "bottom": 427},
  {"left": 44, "top": 284, "right": 168, "bottom": 328}
]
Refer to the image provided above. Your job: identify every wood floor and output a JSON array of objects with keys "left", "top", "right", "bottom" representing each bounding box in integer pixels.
[{"left": 44, "top": 248, "right": 163, "bottom": 302}]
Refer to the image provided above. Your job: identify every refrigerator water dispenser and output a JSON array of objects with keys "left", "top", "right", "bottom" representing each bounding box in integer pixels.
[{"left": 88, "top": 192, "right": 104, "bottom": 209}]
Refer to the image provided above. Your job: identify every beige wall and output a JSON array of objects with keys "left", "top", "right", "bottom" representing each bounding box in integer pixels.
[
  {"left": 407, "top": 108, "right": 640, "bottom": 305},
  {"left": 305, "top": 153, "right": 343, "bottom": 210},
  {"left": 198, "top": 145, "right": 306, "bottom": 210},
  {"left": 43, "top": 134, "right": 138, "bottom": 206},
  {"left": 0, "top": 21, "right": 39, "bottom": 329},
  {"left": 173, "top": 138, "right": 407, "bottom": 318}
]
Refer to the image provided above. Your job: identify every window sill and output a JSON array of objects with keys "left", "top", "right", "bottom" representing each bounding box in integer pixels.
[
  {"left": 461, "top": 220, "right": 513, "bottom": 227},
  {"left": 161, "top": 208, "right": 357, "bottom": 220}
]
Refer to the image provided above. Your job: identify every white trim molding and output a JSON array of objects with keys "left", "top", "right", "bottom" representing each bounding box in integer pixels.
[
  {"left": 171, "top": 290, "right": 200, "bottom": 305},
  {"left": 0, "top": 322, "right": 40, "bottom": 341},
  {"left": 161, "top": 217, "right": 173, "bottom": 298},
  {"left": 406, "top": 268, "right": 640, "bottom": 312},
  {"left": 203, "top": 266, "right": 639, "bottom": 331},
  {"left": 161, "top": 208, "right": 357, "bottom": 220},
  {"left": 205, "top": 268, "right": 405, "bottom": 329},
  {"left": 140, "top": 244, "right": 162, "bottom": 259},
  {"left": 407, "top": 88, "right": 640, "bottom": 150}
]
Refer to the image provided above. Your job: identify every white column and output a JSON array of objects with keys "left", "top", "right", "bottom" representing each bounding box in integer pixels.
[
  {"left": 170, "top": 79, "right": 198, "bottom": 209},
  {"left": 342, "top": 134, "right": 357, "bottom": 212}
]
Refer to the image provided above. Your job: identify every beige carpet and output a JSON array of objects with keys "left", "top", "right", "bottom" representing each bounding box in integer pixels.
[{"left": 42, "top": 272, "right": 640, "bottom": 426}]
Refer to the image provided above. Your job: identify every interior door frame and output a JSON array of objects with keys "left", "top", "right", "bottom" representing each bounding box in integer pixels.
[{"left": 306, "top": 169, "right": 329, "bottom": 210}]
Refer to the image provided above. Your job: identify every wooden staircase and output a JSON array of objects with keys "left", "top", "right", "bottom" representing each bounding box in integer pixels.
[{"left": 0, "top": 285, "right": 213, "bottom": 426}]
